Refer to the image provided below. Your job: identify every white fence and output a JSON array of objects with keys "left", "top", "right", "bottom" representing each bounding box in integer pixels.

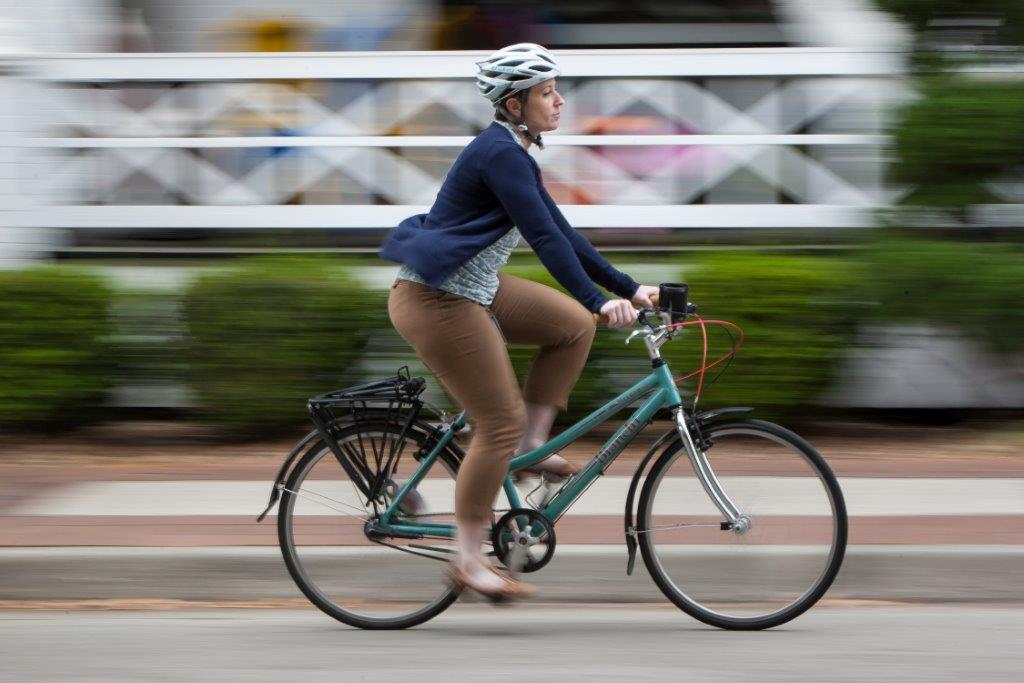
[{"left": 0, "top": 47, "right": 912, "bottom": 258}]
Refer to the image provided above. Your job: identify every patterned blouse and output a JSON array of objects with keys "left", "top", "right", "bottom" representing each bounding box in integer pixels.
[{"left": 394, "top": 122, "right": 525, "bottom": 306}]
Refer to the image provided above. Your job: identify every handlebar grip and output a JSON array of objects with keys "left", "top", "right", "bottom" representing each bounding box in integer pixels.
[{"left": 592, "top": 293, "right": 659, "bottom": 326}]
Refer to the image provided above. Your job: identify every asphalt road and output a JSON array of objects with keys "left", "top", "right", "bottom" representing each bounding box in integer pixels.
[{"left": 2, "top": 604, "right": 1021, "bottom": 682}]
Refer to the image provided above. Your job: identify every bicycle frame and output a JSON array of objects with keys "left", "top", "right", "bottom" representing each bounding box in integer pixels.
[{"left": 377, "top": 359, "right": 686, "bottom": 540}]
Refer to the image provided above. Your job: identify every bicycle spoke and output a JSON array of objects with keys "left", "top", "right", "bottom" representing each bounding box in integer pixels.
[
  {"left": 282, "top": 485, "right": 369, "bottom": 521},
  {"left": 278, "top": 420, "right": 518, "bottom": 629},
  {"left": 639, "top": 419, "right": 847, "bottom": 630},
  {"left": 636, "top": 522, "right": 724, "bottom": 533}
]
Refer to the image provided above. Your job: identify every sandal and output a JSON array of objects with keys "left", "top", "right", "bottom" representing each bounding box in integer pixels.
[{"left": 446, "top": 563, "right": 537, "bottom": 603}]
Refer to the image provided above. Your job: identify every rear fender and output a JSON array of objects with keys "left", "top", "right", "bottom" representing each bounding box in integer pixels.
[
  {"left": 255, "top": 418, "right": 462, "bottom": 522},
  {"left": 256, "top": 428, "right": 321, "bottom": 522}
]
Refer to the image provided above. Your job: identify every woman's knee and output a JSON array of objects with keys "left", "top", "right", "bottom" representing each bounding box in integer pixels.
[
  {"left": 473, "top": 400, "right": 527, "bottom": 454},
  {"left": 566, "top": 305, "right": 597, "bottom": 347}
]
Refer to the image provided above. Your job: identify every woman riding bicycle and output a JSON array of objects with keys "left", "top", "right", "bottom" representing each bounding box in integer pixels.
[{"left": 380, "top": 43, "right": 659, "bottom": 601}]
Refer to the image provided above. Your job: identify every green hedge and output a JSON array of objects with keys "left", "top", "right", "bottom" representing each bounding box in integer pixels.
[
  {"left": 863, "top": 237, "right": 1024, "bottom": 354},
  {"left": 181, "top": 257, "right": 383, "bottom": 436},
  {"left": 6, "top": 249, "right": 985, "bottom": 434},
  {"left": 0, "top": 267, "right": 115, "bottom": 428},
  {"left": 506, "top": 254, "right": 858, "bottom": 421},
  {"left": 888, "top": 78, "right": 1024, "bottom": 214},
  {"left": 664, "top": 254, "right": 858, "bottom": 416}
]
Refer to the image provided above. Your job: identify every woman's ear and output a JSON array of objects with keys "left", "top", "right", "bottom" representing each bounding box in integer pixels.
[{"left": 505, "top": 96, "right": 521, "bottom": 120}]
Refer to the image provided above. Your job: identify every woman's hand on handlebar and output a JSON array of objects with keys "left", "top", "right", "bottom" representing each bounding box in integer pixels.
[
  {"left": 598, "top": 299, "right": 637, "bottom": 328},
  {"left": 630, "top": 284, "right": 660, "bottom": 308}
]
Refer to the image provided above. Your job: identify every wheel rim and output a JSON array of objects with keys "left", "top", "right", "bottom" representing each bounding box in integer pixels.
[
  {"left": 643, "top": 426, "right": 844, "bottom": 624},
  {"left": 281, "top": 428, "right": 460, "bottom": 625}
]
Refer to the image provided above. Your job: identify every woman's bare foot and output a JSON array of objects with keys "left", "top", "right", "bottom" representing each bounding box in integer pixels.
[
  {"left": 515, "top": 452, "right": 579, "bottom": 481},
  {"left": 452, "top": 519, "right": 533, "bottom": 600},
  {"left": 455, "top": 556, "right": 507, "bottom": 594},
  {"left": 448, "top": 558, "right": 536, "bottom": 601}
]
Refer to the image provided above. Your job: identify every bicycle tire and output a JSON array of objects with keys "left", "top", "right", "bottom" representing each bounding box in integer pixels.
[
  {"left": 278, "top": 420, "right": 463, "bottom": 629},
  {"left": 638, "top": 418, "right": 847, "bottom": 630}
]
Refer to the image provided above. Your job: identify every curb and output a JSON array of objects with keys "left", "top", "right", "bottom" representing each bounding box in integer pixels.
[{"left": 2, "top": 545, "right": 1022, "bottom": 603}]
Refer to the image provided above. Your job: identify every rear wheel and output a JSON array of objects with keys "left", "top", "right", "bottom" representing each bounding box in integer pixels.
[
  {"left": 638, "top": 418, "right": 847, "bottom": 630},
  {"left": 278, "top": 420, "right": 471, "bottom": 629}
]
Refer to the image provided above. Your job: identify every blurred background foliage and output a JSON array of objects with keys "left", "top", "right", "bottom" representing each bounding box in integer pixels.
[
  {"left": 863, "top": 238, "right": 1024, "bottom": 354},
  {"left": 875, "top": 0, "right": 1024, "bottom": 47},
  {"left": 0, "top": 254, "right": 862, "bottom": 435},
  {"left": 0, "top": 242, "right": 1018, "bottom": 435},
  {"left": 508, "top": 254, "right": 858, "bottom": 423},
  {"left": 674, "top": 254, "right": 859, "bottom": 417},
  {"left": 0, "top": 267, "right": 116, "bottom": 429},
  {"left": 887, "top": 78, "right": 1024, "bottom": 215},
  {"left": 867, "top": 0, "right": 1024, "bottom": 364},
  {"left": 180, "top": 257, "right": 382, "bottom": 436}
]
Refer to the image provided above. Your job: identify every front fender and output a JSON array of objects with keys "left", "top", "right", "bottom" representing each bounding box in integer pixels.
[
  {"left": 622, "top": 428, "right": 679, "bottom": 575},
  {"left": 621, "top": 406, "right": 753, "bottom": 573},
  {"left": 694, "top": 406, "right": 753, "bottom": 425}
]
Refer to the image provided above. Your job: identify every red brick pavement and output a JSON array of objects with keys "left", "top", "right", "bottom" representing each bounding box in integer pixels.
[{"left": 1, "top": 514, "right": 1019, "bottom": 547}]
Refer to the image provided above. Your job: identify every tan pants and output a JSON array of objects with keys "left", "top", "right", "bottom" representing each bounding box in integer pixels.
[{"left": 387, "top": 274, "right": 595, "bottom": 523}]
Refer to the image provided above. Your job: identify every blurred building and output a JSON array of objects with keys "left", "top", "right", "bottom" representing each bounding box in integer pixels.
[{"left": 1, "top": 0, "right": 911, "bottom": 262}]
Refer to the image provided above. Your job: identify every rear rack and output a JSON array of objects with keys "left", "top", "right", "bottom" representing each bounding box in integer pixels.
[{"left": 307, "top": 366, "right": 428, "bottom": 505}]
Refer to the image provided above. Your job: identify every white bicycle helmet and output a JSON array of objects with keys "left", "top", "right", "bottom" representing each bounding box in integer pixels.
[{"left": 476, "top": 43, "right": 561, "bottom": 148}]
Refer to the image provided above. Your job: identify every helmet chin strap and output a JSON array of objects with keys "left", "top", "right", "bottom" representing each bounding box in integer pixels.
[{"left": 516, "top": 122, "right": 544, "bottom": 149}]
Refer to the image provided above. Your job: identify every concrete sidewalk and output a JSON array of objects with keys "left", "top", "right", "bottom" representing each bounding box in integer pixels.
[
  {"left": 11, "top": 477, "right": 1024, "bottom": 517},
  {"left": 4, "top": 476, "right": 1022, "bottom": 546}
]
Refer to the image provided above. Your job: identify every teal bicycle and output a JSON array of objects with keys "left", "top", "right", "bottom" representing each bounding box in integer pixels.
[{"left": 258, "top": 283, "right": 847, "bottom": 630}]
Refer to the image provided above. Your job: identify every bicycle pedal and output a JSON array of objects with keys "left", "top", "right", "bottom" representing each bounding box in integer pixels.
[{"left": 526, "top": 479, "right": 562, "bottom": 509}]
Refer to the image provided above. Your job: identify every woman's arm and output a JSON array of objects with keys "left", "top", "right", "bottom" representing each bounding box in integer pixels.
[
  {"left": 538, "top": 186, "right": 639, "bottom": 300},
  {"left": 482, "top": 146, "right": 611, "bottom": 313}
]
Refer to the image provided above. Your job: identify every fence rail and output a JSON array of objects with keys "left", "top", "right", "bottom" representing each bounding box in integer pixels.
[
  {"left": 4, "top": 48, "right": 908, "bottom": 254},
  {"left": 26, "top": 48, "right": 904, "bottom": 80}
]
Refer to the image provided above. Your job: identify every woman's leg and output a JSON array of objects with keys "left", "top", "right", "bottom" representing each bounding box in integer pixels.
[
  {"left": 388, "top": 280, "right": 527, "bottom": 593},
  {"left": 519, "top": 401, "right": 559, "bottom": 455},
  {"left": 490, "top": 273, "right": 597, "bottom": 467}
]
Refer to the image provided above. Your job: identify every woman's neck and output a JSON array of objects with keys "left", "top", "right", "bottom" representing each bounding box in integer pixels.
[{"left": 500, "top": 119, "right": 533, "bottom": 150}]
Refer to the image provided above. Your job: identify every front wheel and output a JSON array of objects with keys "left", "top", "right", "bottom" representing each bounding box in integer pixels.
[{"left": 638, "top": 418, "right": 847, "bottom": 630}]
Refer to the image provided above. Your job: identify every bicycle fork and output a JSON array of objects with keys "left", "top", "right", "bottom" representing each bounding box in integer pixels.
[{"left": 672, "top": 407, "right": 751, "bottom": 534}]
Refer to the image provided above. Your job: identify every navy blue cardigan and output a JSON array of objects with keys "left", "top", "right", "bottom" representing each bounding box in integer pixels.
[{"left": 379, "top": 122, "right": 638, "bottom": 313}]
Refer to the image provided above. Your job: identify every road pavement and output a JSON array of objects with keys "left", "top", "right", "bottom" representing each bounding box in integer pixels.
[{"left": 2, "top": 605, "right": 1021, "bottom": 682}]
